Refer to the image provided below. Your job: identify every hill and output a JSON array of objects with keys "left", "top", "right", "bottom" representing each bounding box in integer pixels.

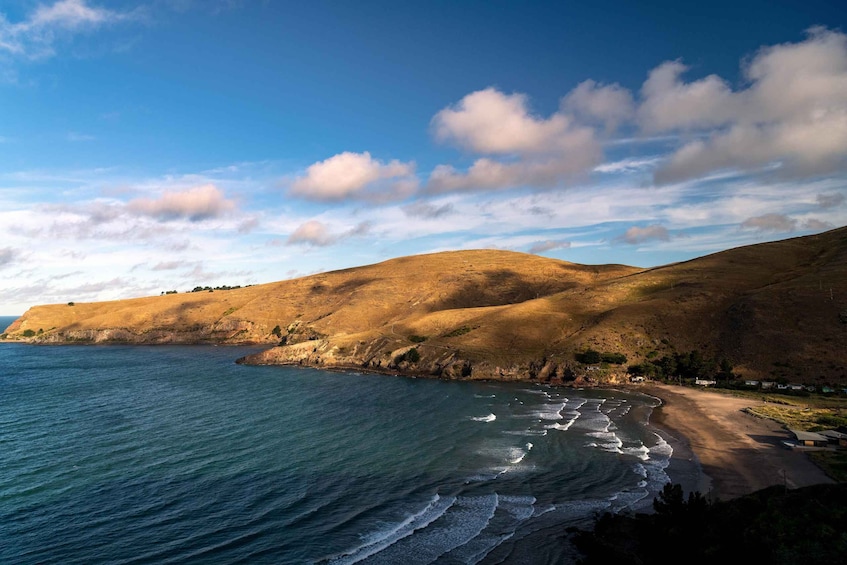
[{"left": 3, "top": 228, "right": 847, "bottom": 384}]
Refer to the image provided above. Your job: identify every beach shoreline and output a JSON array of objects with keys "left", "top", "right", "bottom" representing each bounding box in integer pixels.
[{"left": 640, "top": 383, "right": 834, "bottom": 500}]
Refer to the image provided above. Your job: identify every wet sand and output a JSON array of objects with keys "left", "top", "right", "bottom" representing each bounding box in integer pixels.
[{"left": 643, "top": 384, "right": 834, "bottom": 500}]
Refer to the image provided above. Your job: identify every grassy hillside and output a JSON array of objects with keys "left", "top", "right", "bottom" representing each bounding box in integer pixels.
[{"left": 4, "top": 228, "right": 847, "bottom": 384}]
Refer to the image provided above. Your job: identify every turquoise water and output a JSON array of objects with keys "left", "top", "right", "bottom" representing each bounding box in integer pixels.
[{"left": 0, "top": 341, "right": 670, "bottom": 564}]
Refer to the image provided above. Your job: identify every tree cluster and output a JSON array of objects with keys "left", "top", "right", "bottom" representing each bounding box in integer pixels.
[
  {"left": 576, "top": 349, "right": 628, "bottom": 365},
  {"left": 627, "top": 350, "right": 735, "bottom": 382},
  {"left": 573, "top": 483, "right": 847, "bottom": 565}
]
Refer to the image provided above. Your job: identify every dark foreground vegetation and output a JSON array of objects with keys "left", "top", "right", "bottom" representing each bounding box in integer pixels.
[{"left": 572, "top": 483, "right": 847, "bottom": 565}]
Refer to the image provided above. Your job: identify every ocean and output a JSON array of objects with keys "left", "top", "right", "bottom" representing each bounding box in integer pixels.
[{"left": 0, "top": 334, "right": 672, "bottom": 564}]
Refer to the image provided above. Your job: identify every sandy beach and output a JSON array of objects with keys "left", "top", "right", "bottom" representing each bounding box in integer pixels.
[{"left": 643, "top": 383, "right": 834, "bottom": 500}]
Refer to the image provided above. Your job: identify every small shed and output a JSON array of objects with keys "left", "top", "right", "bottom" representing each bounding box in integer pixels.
[
  {"left": 695, "top": 379, "right": 716, "bottom": 386},
  {"left": 819, "top": 430, "right": 847, "bottom": 448},
  {"left": 790, "top": 429, "right": 829, "bottom": 447}
]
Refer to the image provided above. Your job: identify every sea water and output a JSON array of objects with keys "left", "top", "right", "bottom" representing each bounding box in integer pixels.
[{"left": 0, "top": 337, "right": 671, "bottom": 564}]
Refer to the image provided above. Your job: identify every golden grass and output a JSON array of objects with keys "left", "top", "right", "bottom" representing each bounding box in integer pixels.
[{"left": 4, "top": 228, "right": 847, "bottom": 383}]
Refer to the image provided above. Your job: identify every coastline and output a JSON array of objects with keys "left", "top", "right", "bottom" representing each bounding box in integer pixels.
[{"left": 641, "top": 383, "right": 834, "bottom": 500}]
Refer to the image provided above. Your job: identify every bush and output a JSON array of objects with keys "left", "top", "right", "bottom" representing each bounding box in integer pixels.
[
  {"left": 576, "top": 349, "right": 602, "bottom": 364},
  {"left": 67, "top": 302, "right": 75, "bottom": 306},
  {"left": 601, "top": 352, "right": 627, "bottom": 364},
  {"left": 409, "top": 335, "right": 428, "bottom": 343},
  {"left": 271, "top": 325, "right": 282, "bottom": 338},
  {"left": 22, "top": 329, "right": 36, "bottom": 337},
  {"left": 406, "top": 347, "right": 420, "bottom": 363}
]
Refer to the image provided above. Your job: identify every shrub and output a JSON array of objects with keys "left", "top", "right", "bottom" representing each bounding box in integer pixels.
[
  {"left": 601, "top": 352, "right": 627, "bottom": 364},
  {"left": 576, "top": 348, "right": 602, "bottom": 364},
  {"left": 409, "top": 335, "right": 428, "bottom": 343},
  {"left": 67, "top": 302, "right": 75, "bottom": 306},
  {"left": 271, "top": 325, "right": 282, "bottom": 338},
  {"left": 22, "top": 329, "right": 36, "bottom": 337},
  {"left": 406, "top": 347, "right": 421, "bottom": 363}
]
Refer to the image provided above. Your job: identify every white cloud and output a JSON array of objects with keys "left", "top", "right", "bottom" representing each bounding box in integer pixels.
[
  {"left": 286, "top": 220, "right": 370, "bottom": 247},
  {"left": 740, "top": 213, "right": 797, "bottom": 232},
  {"left": 562, "top": 79, "right": 635, "bottom": 132},
  {"left": 290, "top": 151, "right": 417, "bottom": 202},
  {"left": 433, "top": 87, "right": 578, "bottom": 154},
  {"left": 528, "top": 240, "right": 571, "bottom": 254},
  {"left": 428, "top": 88, "right": 601, "bottom": 193},
  {"left": 127, "top": 184, "right": 236, "bottom": 221},
  {"left": 402, "top": 201, "right": 454, "bottom": 219},
  {"left": 638, "top": 60, "right": 738, "bottom": 133},
  {"left": 650, "top": 28, "right": 847, "bottom": 184},
  {"left": 0, "top": 0, "right": 135, "bottom": 60},
  {"left": 620, "top": 225, "right": 671, "bottom": 244}
]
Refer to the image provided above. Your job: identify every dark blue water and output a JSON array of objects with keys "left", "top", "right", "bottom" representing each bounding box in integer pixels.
[{"left": 0, "top": 341, "right": 670, "bottom": 564}]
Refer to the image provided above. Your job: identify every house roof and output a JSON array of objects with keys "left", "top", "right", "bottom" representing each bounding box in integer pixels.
[
  {"left": 790, "top": 429, "right": 829, "bottom": 442},
  {"left": 820, "top": 430, "right": 847, "bottom": 440}
]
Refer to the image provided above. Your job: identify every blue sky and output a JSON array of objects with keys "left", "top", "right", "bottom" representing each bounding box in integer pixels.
[{"left": 1, "top": 0, "right": 846, "bottom": 314}]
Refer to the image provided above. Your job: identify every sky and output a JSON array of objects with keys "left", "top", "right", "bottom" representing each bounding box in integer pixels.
[{"left": 1, "top": 0, "right": 846, "bottom": 315}]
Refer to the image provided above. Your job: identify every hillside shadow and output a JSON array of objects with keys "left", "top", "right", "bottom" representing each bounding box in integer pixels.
[{"left": 429, "top": 269, "right": 580, "bottom": 312}]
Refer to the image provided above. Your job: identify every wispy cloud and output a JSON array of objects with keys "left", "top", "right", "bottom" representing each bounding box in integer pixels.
[
  {"left": 741, "top": 213, "right": 797, "bottom": 232},
  {"left": 0, "top": 0, "right": 139, "bottom": 60},
  {"left": 619, "top": 225, "right": 671, "bottom": 244},
  {"left": 286, "top": 220, "right": 371, "bottom": 247},
  {"left": 528, "top": 239, "right": 571, "bottom": 254}
]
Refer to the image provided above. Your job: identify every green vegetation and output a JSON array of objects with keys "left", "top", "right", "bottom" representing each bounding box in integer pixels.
[
  {"left": 808, "top": 451, "right": 847, "bottom": 483},
  {"left": 745, "top": 403, "right": 847, "bottom": 432},
  {"left": 67, "top": 302, "right": 74, "bottom": 306},
  {"left": 22, "top": 329, "right": 36, "bottom": 337},
  {"left": 222, "top": 307, "right": 238, "bottom": 316},
  {"left": 627, "top": 350, "right": 734, "bottom": 382},
  {"left": 162, "top": 290, "right": 178, "bottom": 295},
  {"left": 408, "top": 334, "right": 428, "bottom": 343},
  {"left": 442, "top": 326, "right": 474, "bottom": 338},
  {"left": 271, "top": 325, "right": 282, "bottom": 338},
  {"left": 394, "top": 347, "right": 421, "bottom": 365},
  {"left": 573, "top": 483, "right": 847, "bottom": 565},
  {"left": 192, "top": 285, "right": 242, "bottom": 292},
  {"left": 575, "top": 348, "right": 627, "bottom": 365}
]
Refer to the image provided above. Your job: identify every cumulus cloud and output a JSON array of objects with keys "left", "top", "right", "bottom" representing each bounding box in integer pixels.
[
  {"left": 620, "top": 225, "right": 671, "bottom": 244},
  {"left": 402, "top": 201, "right": 454, "bottom": 219},
  {"left": 0, "top": 0, "right": 135, "bottom": 60},
  {"left": 817, "top": 192, "right": 845, "bottom": 209},
  {"left": 528, "top": 240, "right": 571, "bottom": 254},
  {"left": 651, "top": 28, "right": 847, "bottom": 184},
  {"left": 286, "top": 220, "right": 370, "bottom": 247},
  {"left": 127, "top": 184, "right": 236, "bottom": 221},
  {"left": 741, "top": 213, "right": 797, "bottom": 232},
  {"left": 290, "top": 151, "right": 418, "bottom": 202},
  {"left": 428, "top": 88, "right": 601, "bottom": 193},
  {"left": 562, "top": 80, "right": 635, "bottom": 132}
]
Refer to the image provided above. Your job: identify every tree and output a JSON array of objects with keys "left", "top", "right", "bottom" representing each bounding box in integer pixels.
[{"left": 271, "top": 325, "right": 282, "bottom": 338}]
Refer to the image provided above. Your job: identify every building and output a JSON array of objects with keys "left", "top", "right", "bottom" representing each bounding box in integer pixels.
[{"left": 789, "top": 429, "right": 829, "bottom": 447}]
